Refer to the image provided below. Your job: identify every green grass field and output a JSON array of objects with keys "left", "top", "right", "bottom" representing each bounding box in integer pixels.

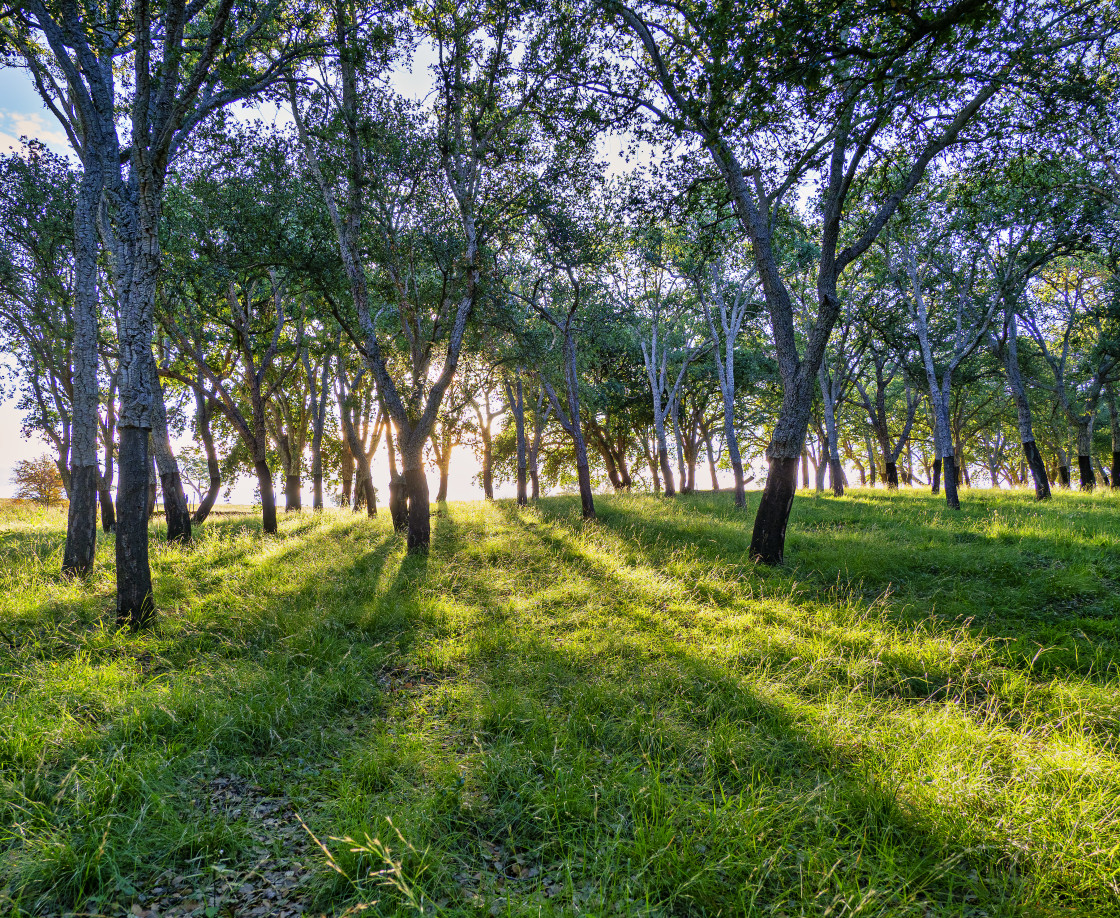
[{"left": 2, "top": 489, "right": 1119, "bottom": 917}]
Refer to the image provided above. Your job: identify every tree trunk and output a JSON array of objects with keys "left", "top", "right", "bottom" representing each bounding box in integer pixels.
[
  {"left": 1076, "top": 419, "right": 1095, "bottom": 492},
  {"left": 402, "top": 445, "right": 430, "bottom": 552},
  {"left": 436, "top": 442, "right": 452, "bottom": 502},
  {"left": 1078, "top": 453, "right": 1096, "bottom": 492},
  {"left": 256, "top": 460, "right": 278, "bottom": 534},
  {"left": 150, "top": 376, "right": 191, "bottom": 544},
  {"left": 704, "top": 428, "right": 720, "bottom": 491},
  {"left": 481, "top": 431, "right": 494, "bottom": 500},
  {"left": 818, "top": 364, "right": 844, "bottom": 497},
  {"left": 98, "top": 477, "right": 115, "bottom": 533},
  {"left": 341, "top": 437, "right": 354, "bottom": 508},
  {"left": 384, "top": 419, "right": 408, "bottom": 531},
  {"left": 642, "top": 433, "right": 661, "bottom": 493},
  {"left": 192, "top": 391, "right": 221, "bottom": 524},
  {"left": 932, "top": 457, "right": 942, "bottom": 495},
  {"left": 63, "top": 167, "right": 102, "bottom": 577},
  {"left": 1105, "top": 388, "right": 1120, "bottom": 490},
  {"left": 1022, "top": 441, "right": 1050, "bottom": 502},
  {"left": 999, "top": 315, "right": 1049, "bottom": 499},
  {"left": 507, "top": 377, "right": 528, "bottom": 506},
  {"left": 148, "top": 454, "right": 158, "bottom": 519},
  {"left": 286, "top": 474, "right": 302, "bottom": 511},
  {"left": 801, "top": 449, "right": 810, "bottom": 489},
  {"left": 942, "top": 455, "right": 961, "bottom": 510},
  {"left": 886, "top": 461, "right": 898, "bottom": 489},
  {"left": 66, "top": 465, "right": 100, "bottom": 575},
  {"left": 116, "top": 425, "right": 153, "bottom": 630},
  {"left": 99, "top": 392, "right": 117, "bottom": 532},
  {"left": 749, "top": 457, "right": 798, "bottom": 564}
]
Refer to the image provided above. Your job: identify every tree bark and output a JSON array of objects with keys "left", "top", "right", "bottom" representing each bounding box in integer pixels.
[
  {"left": 997, "top": 314, "right": 1049, "bottom": 499},
  {"left": 255, "top": 460, "right": 278, "bottom": 534},
  {"left": 63, "top": 167, "right": 102, "bottom": 577},
  {"left": 190, "top": 388, "right": 221, "bottom": 523},
  {"left": 1107, "top": 387, "right": 1120, "bottom": 490},
  {"left": 403, "top": 454, "right": 431, "bottom": 552},
  {"left": 818, "top": 363, "right": 844, "bottom": 497},
  {"left": 749, "top": 457, "right": 798, "bottom": 564},
  {"left": 116, "top": 425, "right": 153, "bottom": 630},
  {"left": 506, "top": 376, "right": 528, "bottom": 506},
  {"left": 384, "top": 419, "right": 408, "bottom": 531},
  {"left": 149, "top": 373, "right": 191, "bottom": 545}
]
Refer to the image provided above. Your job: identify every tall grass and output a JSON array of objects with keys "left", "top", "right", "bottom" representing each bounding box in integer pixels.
[{"left": 1, "top": 489, "right": 1118, "bottom": 916}]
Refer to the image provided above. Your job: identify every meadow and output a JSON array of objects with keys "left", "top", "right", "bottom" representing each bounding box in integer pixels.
[{"left": 1, "top": 489, "right": 1119, "bottom": 917}]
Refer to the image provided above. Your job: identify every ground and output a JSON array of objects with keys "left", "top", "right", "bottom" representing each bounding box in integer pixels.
[{"left": 1, "top": 489, "right": 1119, "bottom": 917}]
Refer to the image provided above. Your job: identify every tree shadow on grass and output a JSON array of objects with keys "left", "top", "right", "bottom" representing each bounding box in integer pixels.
[
  {"left": 0, "top": 514, "right": 431, "bottom": 914},
  {"left": 403, "top": 498, "right": 1117, "bottom": 914},
  {"left": 592, "top": 492, "right": 1120, "bottom": 683}
]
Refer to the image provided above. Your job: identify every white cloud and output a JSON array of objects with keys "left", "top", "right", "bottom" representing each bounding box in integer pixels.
[{"left": 0, "top": 109, "right": 72, "bottom": 156}]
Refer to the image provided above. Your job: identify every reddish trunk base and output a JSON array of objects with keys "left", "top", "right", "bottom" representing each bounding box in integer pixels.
[
  {"left": 1112, "top": 452, "right": 1120, "bottom": 490},
  {"left": 885, "top": 462, "right": 899, "bottom": 490},
  {"left": 1058, "top": 465, "right": 1071, "bottom": 488},
  {"left": 931, "top": 458, "right": 942, "bottom": 495},
  {"left": 749, "top": 457, "right": 798, "bottom": 565}
]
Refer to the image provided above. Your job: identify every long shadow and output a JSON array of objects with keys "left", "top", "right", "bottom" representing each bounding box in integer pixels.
[
  {"left": 376, "top": 500, "right": 1091, "bottom": 914},
  {"left": 593, "top": 492, "right": 1120, "bottom": 685},
  {"left": 5, "top": 500, "right": 1117, "bottom": 915}
]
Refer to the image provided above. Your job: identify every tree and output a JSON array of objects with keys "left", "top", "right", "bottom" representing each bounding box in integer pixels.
[
  {"left": 4, "top": 0, "right": 312, "bottom": 627},
  {"left": 602, "top": 0, "right": 1097, "bottom": 561},
  {"left": 12, "top": 454, "right": 65, "bottom": 506}
]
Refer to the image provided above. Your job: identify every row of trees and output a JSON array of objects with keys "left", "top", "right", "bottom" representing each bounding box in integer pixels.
[{"left": 1, "top": 0, "right": 1118, "bottom": 628}]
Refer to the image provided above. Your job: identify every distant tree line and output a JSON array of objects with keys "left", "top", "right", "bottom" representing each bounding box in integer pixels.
[{"left": 0, "top": 0, "right": 1118, "bottom": 627}]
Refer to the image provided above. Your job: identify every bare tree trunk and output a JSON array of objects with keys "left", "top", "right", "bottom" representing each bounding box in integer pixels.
[
  {"left": 506, "top": 376, "right": 528, "bottom": 506},
  {"left": 116, "top": 425, "right": 153, "bottom": 630},
  {"left": 1107, "top": 386, "right": 1120, "bottom": 490},
  {"left": 997, "top": 315, "right": 1049, "bottom": 499},
  {"left": 341, "top": 436, "right": 354, "bottom": 507},
  {"left": 818, "top": 363, "right": 844, "bottom": 497},
  {"left": 149, "top": 369, "right": 191, "bottom": 544},
  {"left": 255, "top": 459, "right": 278, "bottom": 533},
  {"left": 192, "top": 388, "right": 221, "bottom": 524},
  {"left": 1057, "top": 446, "right": 1071, "bottom": 488},
  {"left": 1076, "top": 417, "right": 1096, "bottom": 492},
  {"left": 99, "top": 390, "right": 117, "bottom": 532},
  {"left": 339, "top": 371, "right": 375, "bottom": 519},
  {"left": 384, "top": 418, "right": 408, "bottom": 531},
  {"left": 63, "top": 167, "right": 102, "bottom": 577},
  {"left": 543, "top": 327, "right": 595, "bottom": 520}
]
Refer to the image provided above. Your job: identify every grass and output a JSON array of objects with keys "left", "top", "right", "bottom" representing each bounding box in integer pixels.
[{"left": 1, "top": 488, "right": 1119, "bottom": 917}]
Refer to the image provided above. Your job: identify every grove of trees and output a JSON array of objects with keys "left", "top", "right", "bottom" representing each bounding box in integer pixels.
[{"left": 1, "top": 0, "right": 1119, "bottom": 627}]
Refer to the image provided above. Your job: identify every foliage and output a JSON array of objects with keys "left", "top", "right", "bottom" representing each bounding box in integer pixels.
[{"left": 10, "top": 454, "right": 64, "bottom": 506}]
